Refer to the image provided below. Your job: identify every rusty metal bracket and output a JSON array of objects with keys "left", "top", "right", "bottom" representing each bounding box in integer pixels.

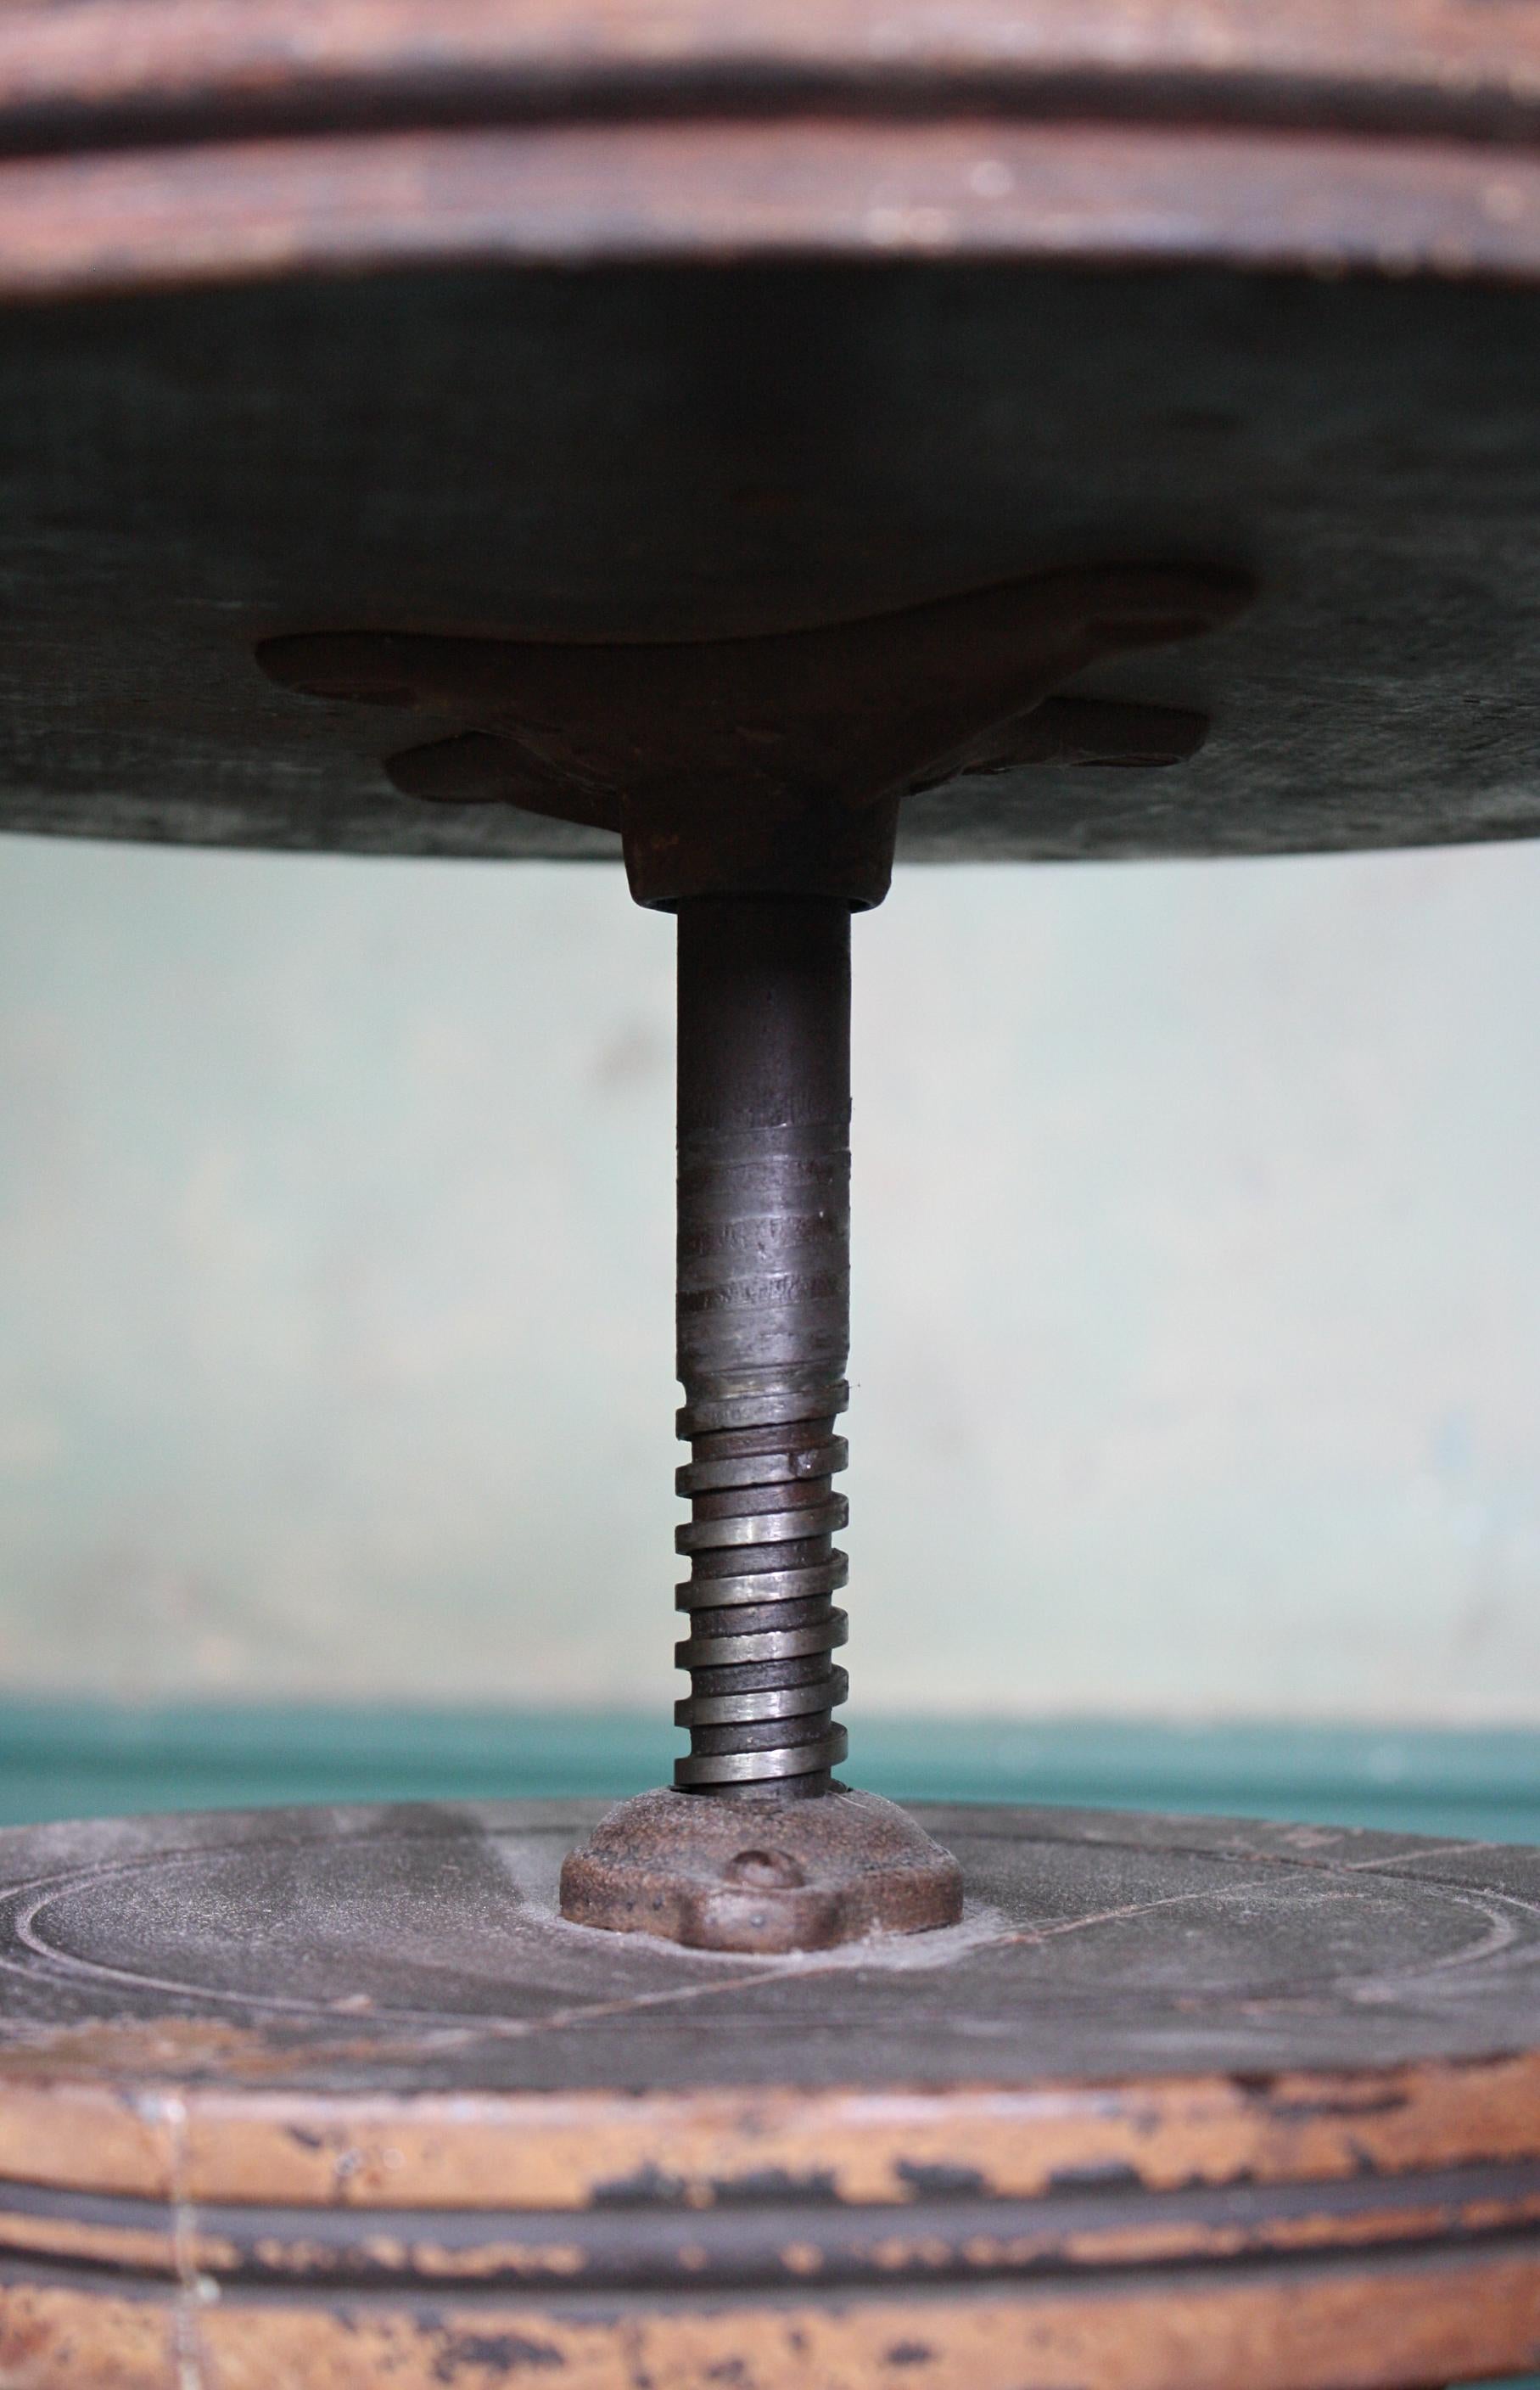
[{"left": 257, "top": 564, "right": 1246, "bottom": 906}]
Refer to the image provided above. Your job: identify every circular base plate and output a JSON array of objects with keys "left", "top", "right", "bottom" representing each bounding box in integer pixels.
[{"left": 0, "top": 1799, "right": 1537, "bottom": 2387}]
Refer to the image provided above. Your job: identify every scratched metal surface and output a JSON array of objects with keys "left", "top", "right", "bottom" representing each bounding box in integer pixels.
[
  {"left": 0, "top": 264, "right": 1538, "bottom": 869},
  {"left": 0, "top": 1800, "right": 1533, "bottom": 2092}
]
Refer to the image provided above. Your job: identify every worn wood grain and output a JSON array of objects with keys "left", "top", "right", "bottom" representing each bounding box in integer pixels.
[
  {"left": 3, "top": 121, "right": 1540, "bottom": 300},
  {"left": 0, "top": 2227, "right": 1536, "bottom": 2387},
  {"left": 3, "top": 0, "right": 1540, "bottom": 149}
]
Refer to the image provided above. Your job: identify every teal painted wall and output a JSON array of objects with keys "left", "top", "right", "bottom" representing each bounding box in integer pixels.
[{"left": 3, "top": 833, "right": 1540, "bottom": 1720}]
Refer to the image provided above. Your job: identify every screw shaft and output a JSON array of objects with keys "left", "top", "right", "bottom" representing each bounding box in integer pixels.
[{"left": 673, "top": 896, "right": 852, "bottom": 1794}]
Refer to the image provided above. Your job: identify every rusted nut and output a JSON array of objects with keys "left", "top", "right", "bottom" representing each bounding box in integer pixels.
[
  {"left": 257, "top": 565, "right": 1246, "bottom": 907},
  {"left": 560, "top": 1787, "right": 962, "bottom": 1953}
]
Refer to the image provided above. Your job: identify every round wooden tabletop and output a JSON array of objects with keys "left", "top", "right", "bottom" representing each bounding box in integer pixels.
[
  {"left": 0, "top": 0, "right": 1535, "bottom": 876},
  {"left": 0, "top": 1798, "right": 1535, "bottom": 2387},
  {"left": 3, "top": 0, "right": 1540, "bottom": 300},
  {"left": 1, "top": 257, "right": 1539, "bottom": 877}
]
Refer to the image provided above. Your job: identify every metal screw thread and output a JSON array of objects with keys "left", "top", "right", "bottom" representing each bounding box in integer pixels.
[{"left": 672, "top": 896, "right": 852, "bottom": 1794}]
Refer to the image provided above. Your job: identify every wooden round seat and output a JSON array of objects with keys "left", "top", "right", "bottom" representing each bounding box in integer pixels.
[
  {"left": 0, "top": 1800, "right": 1534, "bottom": 2388},
  {"left": 3, "top": 7, "right": 1539, "bottom": 2387},
  {"left": 0, "top": 0, "right": 1536, "bottom": 876}
]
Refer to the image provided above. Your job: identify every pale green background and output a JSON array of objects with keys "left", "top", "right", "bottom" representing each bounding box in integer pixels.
[{"left": 2, "top": 831, "right": 1538, "bottom": 1724}]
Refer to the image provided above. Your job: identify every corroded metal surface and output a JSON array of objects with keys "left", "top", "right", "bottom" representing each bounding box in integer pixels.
[
  {"left": 0, "top": 1803, "right": 1536, "bottom": 2382},
  {"left": 559, "top": 1785, "right": 963, "bottom": 1947}
]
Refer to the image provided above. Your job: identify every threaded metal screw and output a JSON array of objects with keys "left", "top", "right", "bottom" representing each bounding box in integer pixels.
[{"left": 672, "top": 895, "right": 853, "bottom": 1796}]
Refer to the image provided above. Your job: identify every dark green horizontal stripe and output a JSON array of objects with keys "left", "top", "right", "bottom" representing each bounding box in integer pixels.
[{"left": 0, "top": 1705, "right": 1534, "bottom": 1843}]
